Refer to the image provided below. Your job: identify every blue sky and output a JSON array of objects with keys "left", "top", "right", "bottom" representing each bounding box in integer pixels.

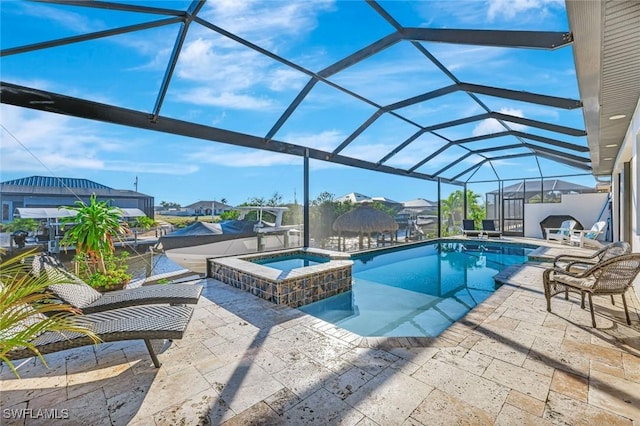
[{"left": 0, "top": 0, "right": 596, "bottom": 206}]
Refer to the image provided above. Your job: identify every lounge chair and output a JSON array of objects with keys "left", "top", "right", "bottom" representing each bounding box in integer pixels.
[
  {"left": 543, "top": 253, "right": 640, "bottom": 327},
  {"left": 545, "top": 219, "right": 576, "bottom": 244},
  {"left": 31, "top": 253, "right": 203, "bottom": 314},
  {"left": 462, "top": 219, "right": 482, "bottom": 238},
  {"left": 481, "top": 220, "right": 502, "bottom": 238},
  {"left": 569, "top": 221, "right": 606, "bottom": 248},
  {"left": 4, "top": 304, "right": 194, "bottom": 368},
  {"left": 553, "top": 241, "right": 631, "bottom": 272}
]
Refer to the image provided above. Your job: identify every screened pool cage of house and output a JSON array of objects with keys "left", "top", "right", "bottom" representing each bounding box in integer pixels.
[{"left": 1, "top": 0, "right": 616, "bottom": 251}]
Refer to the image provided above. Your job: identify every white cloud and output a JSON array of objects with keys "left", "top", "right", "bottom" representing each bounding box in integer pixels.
[
  {"left": 173, "top": 37, "right": 307, "bottom": 110},
  {"left": 182, "top": 129, "right": 345, "bottom": 168},
  {"left": 169, "top": 1, "right": 332, "bottom": 111},
  {"left": 472, "top": 107, "right": 528, "bottom": 136},
  {"left": 100, "top": 161, "right": 199, "bottom": 175},
  {"left": 201, "top": 0, "right": 334, "bottom": 48},
  {"left": 0, "top": 105, "right": 198, "bottom": 175},
  {"left": 284, "top": 130, "right": 343, "bottom": 152},
  {"left": 177, "top": 88, "right": 274, "bottom": 110},
  {"left": 429, "top": 44, "right": 509, "bottom": 74},
  {"left": 486, "top": 0, "right": 564, "bottom": 22},
  {"left": 269, "top": 68, "right": 308, "bottom": 92},
  {"left": 16, "top": 2, "right": 100, "bottom": 33},
  {"left": 183, "top": 145, "right": 299, "bottom": 168}
]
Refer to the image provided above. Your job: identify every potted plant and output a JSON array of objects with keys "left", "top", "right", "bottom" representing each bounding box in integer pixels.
[
  {"left": 0, "top": 248, "right": 99, "bottom": 377},
  {"left": 60, "top": 194, "right": 132, "bottom": 291},
  {"left": 73, "top": 251, "right": 131, "bottom": 292}
]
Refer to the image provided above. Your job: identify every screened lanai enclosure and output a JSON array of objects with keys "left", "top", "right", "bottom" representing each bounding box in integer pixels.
[{"left": 1, "top": 1, "right": 638, "bottom": 252}]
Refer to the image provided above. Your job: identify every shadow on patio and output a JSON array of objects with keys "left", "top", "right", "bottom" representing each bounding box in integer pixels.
[{"left": 2, "top": 262, "right": 639, "bottom": 424}]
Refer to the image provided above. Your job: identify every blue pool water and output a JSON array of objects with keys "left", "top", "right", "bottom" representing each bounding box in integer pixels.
[
  {"left": 252, "top": 254, "right": 329, "bottom": 272},
  {"left": 299, "top": 241, "right": 536, "bottom": 337}
]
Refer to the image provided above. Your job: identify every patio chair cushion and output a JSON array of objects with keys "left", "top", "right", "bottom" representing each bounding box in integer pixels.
[
  {"left": 4, "top": 304, "right": 195, "bottom": 368},
  {"left": 553, "top": 272, "right": 596, "bottom": 290},
  {"left": 42, "top": 263, "right": 102, "bottom": 309}
]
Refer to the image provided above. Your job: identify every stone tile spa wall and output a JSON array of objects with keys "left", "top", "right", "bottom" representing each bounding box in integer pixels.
[{"left": 209, "top": 252, "right": 353, "bottom": 308}]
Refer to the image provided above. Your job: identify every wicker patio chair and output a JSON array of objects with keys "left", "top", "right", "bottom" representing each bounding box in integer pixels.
[
  {"left": 4, "top": 304, "right": 194, "bottom": 368},
  {"left": 31, "top": 253, "right": 203, "bottom": 314},
  {"left": 553, "top": 241, "right": 631, "bottom": 272},
  {"left": 543, "top": 253, "right": 640, "bottom": 327}
]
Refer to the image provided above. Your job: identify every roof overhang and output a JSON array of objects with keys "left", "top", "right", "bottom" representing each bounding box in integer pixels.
[
  {"left": 566, "top": 0, "right": 640, "bottom": 176},
  {"left": 15, "top": 207, "right": 146, "bottom": 219}
]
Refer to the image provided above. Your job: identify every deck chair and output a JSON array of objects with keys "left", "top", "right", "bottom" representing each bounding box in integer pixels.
[
  {"left": 462, "top": 219, "right": 482, "bottom": 237},
  {"left": 481, "top": 220, "right": 502, "bottom": 238},
  {"left": 545, "top": 219, "right": 576, "bottom": 243},
  {"left": 553, "top": 241, "right": 631, "bottom": 273},
  {"left": 569, "top": 221, "right": 606, "bottom": 248},
  {"left": 543, "top": 253, "right": 640, "bottom": 327},
  {"left": 31, "top": 253, "right": 203, "bottom": 314},
  {"left": 4, "top": 304, "right": 194, "bottom": 368}
]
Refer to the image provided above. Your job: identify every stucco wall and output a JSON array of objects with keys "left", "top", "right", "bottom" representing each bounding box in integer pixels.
[
  {"left": 625, "top": 101, "right": 640, "bottom": 301},
  {"left": 524, "top": 193, "right": 610, "bottom": 239},
  {"left": 609, "top": 98, "right": 640, "bottom": 300}
]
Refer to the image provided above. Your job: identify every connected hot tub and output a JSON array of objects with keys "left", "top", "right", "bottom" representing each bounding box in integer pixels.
[{"left": 208, "top": 249, "right": 353, "bottom": 308}]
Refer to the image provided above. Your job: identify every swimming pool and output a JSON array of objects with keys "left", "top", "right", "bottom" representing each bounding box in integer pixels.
[
  {"left": 299, "top": 240, "right": 537, "bottom": 337},
  {"left": 251, "top": 253, "right": 329, "bottom": 272}
]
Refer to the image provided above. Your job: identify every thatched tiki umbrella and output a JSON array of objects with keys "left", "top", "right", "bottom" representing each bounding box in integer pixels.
[{"left": 332, "top": 204, "right": 399, "bottom": 250}]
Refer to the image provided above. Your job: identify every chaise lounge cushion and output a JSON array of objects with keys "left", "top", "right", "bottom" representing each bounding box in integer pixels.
[
  {"left": 5, "top": 304, "right": 194, "bottom": 363},
  {"left": 41, "top": 263, "right": 102, "bottom": 309},
  {"left": 29, "top": 252, "right": 203, "bottom": 314}
]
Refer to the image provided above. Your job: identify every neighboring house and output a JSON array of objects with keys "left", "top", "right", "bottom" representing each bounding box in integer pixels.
[
  {"left": 486, "top": 179, "right": 596, "bottom": 203},
  {"left": 334, "top": 192, "right": 371, "bottom": 204},
  {"left": 0, "top": 176, "right": 154, "bottom": 222},
  {"left": 157, "top": 200, "right": 233, "bottom": 217},
  {"left": 184, "top": 200, "right": 234, "bottom": 216},
  {"left": 396, "top": 198, "right": 438, "bottom": 227},
  {"left": 335, "top": 193, "right": 403, "bottom": 209},
  {"left": 401, "top": 198, "right": 436, "bottom": 212}
]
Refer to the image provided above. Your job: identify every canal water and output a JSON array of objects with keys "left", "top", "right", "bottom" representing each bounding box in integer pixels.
[{"left": 127, "top": 252, "right": 186, "bottom": 281}]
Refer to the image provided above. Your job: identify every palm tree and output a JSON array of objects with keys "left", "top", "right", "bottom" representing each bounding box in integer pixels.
[
  {"left": 440, "top": 190, "right": 486, "bottom": 235},
  {"left": 0, "top": 249, "right": 99, "bottom": 377},
  {"left": 465, "top": 189, "right": 486, "bottom": 228},
  {"left": 60, "top": 194, "right": 128, "bottom": 273},
  {"left": 440, "top": 191, "right": 463, "bottom": 235}
]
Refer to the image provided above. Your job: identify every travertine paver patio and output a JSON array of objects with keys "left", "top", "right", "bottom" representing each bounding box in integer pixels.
[{"left": 2, "top": 244, "right": 639, "bottom": 425}]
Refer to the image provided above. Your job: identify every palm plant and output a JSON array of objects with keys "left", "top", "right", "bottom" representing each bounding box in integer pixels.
[
  {"left": 440, "top": 190, "right": 486, "bottom": 235},
  {"left": 465, "top": 189, "right": 486, "bottom": 228},
  {"left": 60, "top": 194, "right": 128, "bottom": 274},
  {"left": 0, "top": 249, "right": 99, "bottom": 378},
  {"left": 440, "top": 191, "right": 463, "bottom": 236}
]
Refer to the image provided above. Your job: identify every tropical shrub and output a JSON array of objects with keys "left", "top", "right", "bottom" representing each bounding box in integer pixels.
[
  {"left": 4, "top": 218, "right": 40, "bottom": 234},
  {"left": 60, "top": 194, "right": 128, "bottom": 274},
  {"left": 0, "top": 249, "right": 99, "bottom": 377},
  {"left": 131, "top": 216, "right": 154, "bottom": 231},
  {"left": 73, "top": 251, "right": 131, "bottom": 290},
  {"left": 440, "top": 189, "right": 486, "bottom": 236},
  {"left": 220, "top": 210, "right": 240, "bottom": 221}
]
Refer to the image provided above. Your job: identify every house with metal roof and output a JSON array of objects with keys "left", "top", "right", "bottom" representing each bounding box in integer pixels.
[
  {"left": 487, "top": 178, "right": 597, "bottom": 203},
  {"left": 0, "top": 176, "right": 154, "bottom": 223},
  {"left": 158, "top": 200, "right": 234, "bottom": 217}
]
